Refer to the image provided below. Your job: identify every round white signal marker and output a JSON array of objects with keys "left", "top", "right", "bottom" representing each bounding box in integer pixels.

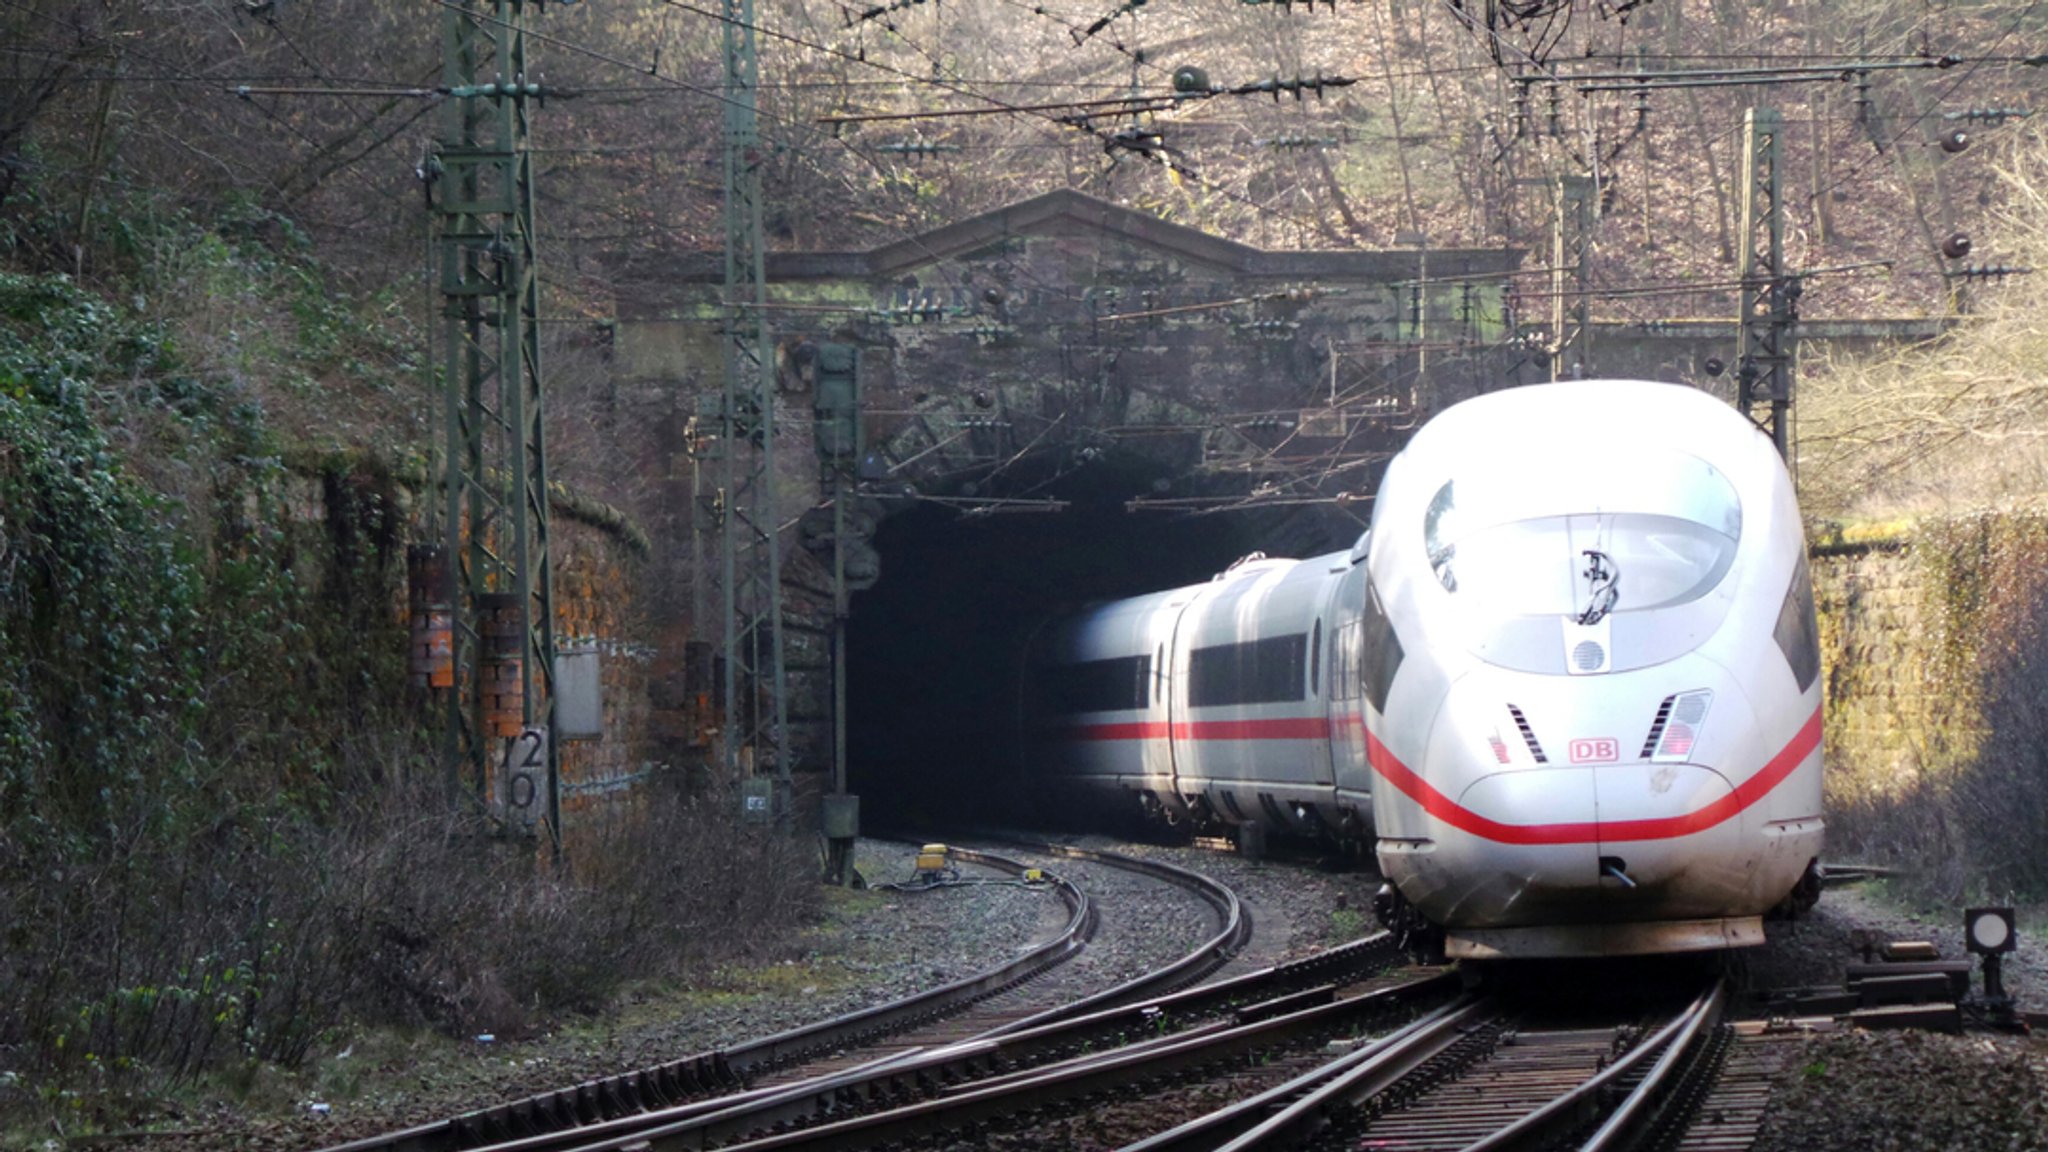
[{"left": 1969, "top": 911, "right": 2011, "bottom": 951}]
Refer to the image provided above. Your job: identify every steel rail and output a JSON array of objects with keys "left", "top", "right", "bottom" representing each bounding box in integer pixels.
[
  {"left": 316, "top": 847, "right": 1090, "bottom": 1152},
  {"left": 1187, "top": 979, "right": 1724, "bottom": 1152},
  {"left": 431, "top": 936, "right": 1414, "bottom": 1152},
  {"left": 907, "top": 928, "right": 1404, "bottom": 1072},
  {"left": 676, "top": 970, "right": 1463, "bottom": 1152},
  {"left": 975, "top": 841, "right": 1254, "bottom": 1035},
  {"left": 1125, "top": 996, "right": 1489, "bottom": 1152},
  {"left": 1210, "top": 998, "right": 1498, "bottom": 1151},
  {"left": 1465, "top": 980, "right": 1725, "bottom": 1152},
  {"left": 1572, "top": 981, "right": 1729, "bottom": 1152},
  {"left": 318, "top": 841, "right": 1286, "bottom": 1152},
  {"left": 438, "top": 898, "right": 1405, "bottom": 1151}
]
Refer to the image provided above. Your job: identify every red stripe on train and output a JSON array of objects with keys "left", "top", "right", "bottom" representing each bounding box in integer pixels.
[
  {"left": 1050, "top": 704, "right": 1822, "bottom": 846},
  {"left": 1365, "top": 705, "right": 1822, "bottom": 845},
  {"left": 1054, "top": 717, "right": 1332, "bottom": 742}
]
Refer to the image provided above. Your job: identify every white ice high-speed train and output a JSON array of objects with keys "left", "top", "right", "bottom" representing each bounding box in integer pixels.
[{"left": 1023, "top": 380, "right": 1825, "bottom": 959}]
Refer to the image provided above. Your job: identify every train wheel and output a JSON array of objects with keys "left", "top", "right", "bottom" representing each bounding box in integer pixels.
[
  {"left": 1374, "top": 883, "right": 1446, "bottom": 963},
  {"left": 1236, "top": 819, "right": 1267, "bottom": 861},
  {"left": 1132, "top": 793, "right": 1195, "bottom": 845},
  {"left": 1768, "top": 858, "right": 1824, "bottom": 920}
]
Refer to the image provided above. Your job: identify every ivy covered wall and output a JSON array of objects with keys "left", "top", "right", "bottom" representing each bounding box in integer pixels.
[
  {"left": 0, "top": 267, "right": 664, "bottom": 1087},
  {"left": 1813, "top": 511, "right": 2048, "bottom": 899}
]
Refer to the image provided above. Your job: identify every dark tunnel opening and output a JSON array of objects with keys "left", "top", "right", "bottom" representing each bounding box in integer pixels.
[{"left": 844, "top": 455, "right": 1366, "bottom": 834}]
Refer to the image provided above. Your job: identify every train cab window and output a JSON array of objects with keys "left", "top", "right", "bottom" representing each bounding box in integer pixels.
[
  {"left": 1360, "top": 579, "right": 1402, "bottom": 714},
  {"left": 1155, "top": 643, "right": 1165, "bottom": 703},
  {"left": 1310, "top": 620, "right": 1322, "bottom": 697},
  {"left": 1773, "top": 552, "right": 1820, "bottom": 692},
  {"left": 1423, "top": 450, "right": 1741, "bottom": 622}
]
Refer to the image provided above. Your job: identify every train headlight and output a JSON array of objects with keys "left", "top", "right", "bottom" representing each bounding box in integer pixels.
[
  {"left": 1965, "top": 907, "right": 2017, "bottom": 955},
  {"left": 1647, "top": 690, "right": 1712, "bottom": 762}
]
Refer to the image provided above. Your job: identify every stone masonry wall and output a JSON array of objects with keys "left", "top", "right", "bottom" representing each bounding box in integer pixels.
[
  {"left": 552, "top": 519, "right": 657, "bottom": 838},
  {"left": 1812, "top": 510, "right": 2048, "bottom": 890},
  {"left": 1812, "top": 511, "right": 2048, "bottom": 804},
  {"left": 281, "top": 462, "right": 661, "bottom": 850}
]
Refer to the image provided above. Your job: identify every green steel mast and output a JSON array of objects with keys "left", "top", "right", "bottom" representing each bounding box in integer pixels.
[
  {"left": 431, "top": 0, "right": 560, "bottom": 849},
  {"left": 720, "top": 0, "right": 790, "bottom": 817}
]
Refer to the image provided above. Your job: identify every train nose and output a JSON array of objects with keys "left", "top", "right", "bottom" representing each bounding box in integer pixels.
[
  {"left": 1451, "top": 763, "right": 1742, "bottom": 914},
  {"left": 1386, "top": 676, "right": 1753, "bottom": 935}
]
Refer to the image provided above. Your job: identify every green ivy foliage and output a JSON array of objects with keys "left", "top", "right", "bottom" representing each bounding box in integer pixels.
[
  {"left": 0, "top": 261, "right": 418, "bottom": 1086},
  {"left": 0, "top": 271, "right": 203, "bottom": 853}
]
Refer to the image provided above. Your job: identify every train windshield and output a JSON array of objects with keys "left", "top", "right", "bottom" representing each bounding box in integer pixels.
[{"left": 1424, "top": 450, "right": 1740, "bottom": 619}]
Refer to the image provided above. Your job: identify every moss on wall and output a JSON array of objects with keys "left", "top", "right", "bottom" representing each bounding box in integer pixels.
[{"left": 1814, "top": 509, "right": 2048, "bottom": 898}]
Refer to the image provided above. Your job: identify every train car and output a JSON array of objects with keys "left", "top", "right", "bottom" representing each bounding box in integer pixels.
[
  {"left": 1023, "top": 380, "right": 1825, "bottom": 959},
  {"left": 1024, "top": 550, "right": 1363, "bottom": 840}
]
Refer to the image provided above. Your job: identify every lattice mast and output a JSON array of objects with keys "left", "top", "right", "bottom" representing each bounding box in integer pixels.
[
  {"left": 1550, "top": 174, "right": 1592, "bottom": 380},
  {"left": 1737, "top": 107, "right": 1796, "bottom": 459},
  {"left": 431, "top": 0, "right": 559, "bottom": 847},
  {"left": 721, "top": 0, "right": 791, "bottom": 813}
]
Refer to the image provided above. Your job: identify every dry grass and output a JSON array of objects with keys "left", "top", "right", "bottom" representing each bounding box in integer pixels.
[
  {"left": 1798, "top": 142, "right": 2048, "bottom": 900},
  {"left": 1798, "top": 129, "right": 2048, "bottom": 522}
]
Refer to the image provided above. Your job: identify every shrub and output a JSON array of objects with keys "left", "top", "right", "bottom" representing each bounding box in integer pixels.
[{"left": 0, "top": 218, "right": 824, "bottom": 1123}]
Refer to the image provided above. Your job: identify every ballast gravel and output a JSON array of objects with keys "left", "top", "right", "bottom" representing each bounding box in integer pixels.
[
  {"left": 1744, "top": 885, "right": 2048, "bottom": 1152},
  {"left": 92, "top": 839, "right": 2048, "bottom": 1151}
]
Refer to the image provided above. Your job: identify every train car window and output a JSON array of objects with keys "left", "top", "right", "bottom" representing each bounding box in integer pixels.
[
  {"left": 1332, "top": 619, "right": 1363, "bottom": 701},
  {"left": 1772, "top": 552, "right": 1821, "bottom": 693},
  {"left": 1188, "top": 634, "right": 1307, "bottom": 707},
  {"left": 1037, "top": 654, "right": 1152, "bottom": 714},
  {"left": 1310, "top": 620, "right": 1322, "bottom": 697},
  {"left": 1155, "top": 643, "right": 1165, "bottom": 703},
  {"left": 1360, "top": 580, "right": 1403, "bottom": 714}
]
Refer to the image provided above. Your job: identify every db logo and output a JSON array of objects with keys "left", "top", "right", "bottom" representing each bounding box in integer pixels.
[{"left": 1569, "top": 737, "right": 1620, "bottom": 763}]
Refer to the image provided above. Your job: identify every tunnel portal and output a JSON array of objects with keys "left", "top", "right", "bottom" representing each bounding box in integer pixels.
[
  {"left": 610, "top": 189, "right": 1522, "bottom": 808},
  {"left": 844, "top": 451, "right": 1366, "bottom": 829}
]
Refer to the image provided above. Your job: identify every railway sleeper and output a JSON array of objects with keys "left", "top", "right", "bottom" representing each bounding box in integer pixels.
[
  {"left": 1356, "top": 1020, "right": 1508, "bottom": 1124},
  {"left": 1634, "top": 1023, "right": 1734, "bottom": 1150}
]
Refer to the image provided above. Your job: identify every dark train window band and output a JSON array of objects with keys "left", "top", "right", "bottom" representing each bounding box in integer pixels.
[
  {"left": 1772, "top": 553, "right": 1820, "bottom": 693},
  {"left": 1189, "top": 633, "right": 1308, "bottom": 707},
  {"left": 1360, "top": 579, "right": 1403, "bottom": 714},
  {"left": 1038, "top": 654, "right": 1152, "bottom": 714}
]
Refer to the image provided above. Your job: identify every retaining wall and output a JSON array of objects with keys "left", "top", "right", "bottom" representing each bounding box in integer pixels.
[{"left": 1813, "top": 510, "right": 2048, "bottom": 800}]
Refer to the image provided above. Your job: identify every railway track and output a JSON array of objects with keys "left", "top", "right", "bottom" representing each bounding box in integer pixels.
[
  {"left": 320, "top": 841, "right": 1374, "bottom": 1152},
  {"left": 703, "top": 980, "right": 1732, "bottom": 1152},
  {"left": 746, "top": 841, "right": 1261, "bottom": 1088},
  {"left": 1128, "top": 977, "right": 1732, "bottom": 1152},
  {"left": 316, "top": 839, "right": 1777, "bottom": 1152},
  {"left": 705, "top": 968, "right": 1458, "bottom": 1152}
]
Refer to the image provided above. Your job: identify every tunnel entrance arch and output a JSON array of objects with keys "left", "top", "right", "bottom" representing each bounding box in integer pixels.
[
  {"left": 841, "top": 446, "right": 1374, "bottom": 828},
  {"left": 609, "top": 190, "right": 1521, "bottom": 800}
]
